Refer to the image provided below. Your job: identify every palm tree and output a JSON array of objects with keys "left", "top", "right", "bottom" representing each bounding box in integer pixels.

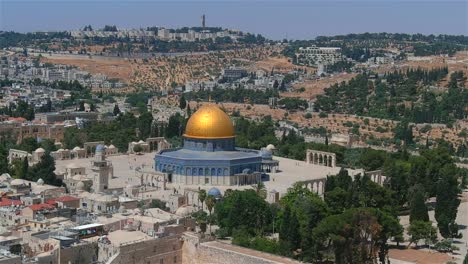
[
  {"left": 205, "top": 195, "right": 216, "bottom": 235},
  {"left": 252, "top": 181, "right": 267, "bottom": 199},
  {"left": 198, "top": 189, "right": 207, "bottom": 210}
]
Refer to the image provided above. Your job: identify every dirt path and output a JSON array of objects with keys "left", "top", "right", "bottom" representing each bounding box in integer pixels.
[{"left": 389, "top": 248, "right": 453, "bottom": 264}]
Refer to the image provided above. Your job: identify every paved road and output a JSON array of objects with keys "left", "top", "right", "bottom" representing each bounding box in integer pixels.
[{"left": 452, "top": 190, "right": 468, "bottom": 262}]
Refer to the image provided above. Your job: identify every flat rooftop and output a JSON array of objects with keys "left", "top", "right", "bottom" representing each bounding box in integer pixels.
[{"left": 106, "top": 230, "right": 151, "bottom": 246}]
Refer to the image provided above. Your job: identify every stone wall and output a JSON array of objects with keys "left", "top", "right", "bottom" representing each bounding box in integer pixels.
[
  {"left": 59, "top": 241, "right": 98, "bottom": 264},
  {"left": 182, "top": 233, "right": 301, "bottom": 264},
  {"left": 106, "top": 235, "right": 183, "bottom": 264}
]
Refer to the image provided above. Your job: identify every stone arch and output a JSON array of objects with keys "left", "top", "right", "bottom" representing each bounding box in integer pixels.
[{"left": 318, "top": 181, "right": 324, "bottom": 195}]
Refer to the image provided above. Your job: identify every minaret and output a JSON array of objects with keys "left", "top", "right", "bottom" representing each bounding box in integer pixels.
[{"left": 92, "top": 145, "right": 110, "bottom": 193}]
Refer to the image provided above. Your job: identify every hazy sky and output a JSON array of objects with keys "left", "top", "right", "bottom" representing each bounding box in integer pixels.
[{"left": 1, "top": 0, "right": 466, "bottom": 40}]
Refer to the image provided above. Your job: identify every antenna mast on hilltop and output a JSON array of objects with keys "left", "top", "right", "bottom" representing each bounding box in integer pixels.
[{"left": 201, "top": 14, "right": 206, "bottom": 28}]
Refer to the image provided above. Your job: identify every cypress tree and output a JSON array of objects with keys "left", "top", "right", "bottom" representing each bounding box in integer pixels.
[
  {"left": 179, "top": 94, "right": 187, "bottom": 109},
  {"left": 113, "top": 104, "right": 121, "bottom": 116},
  {"left": 186, "top": 104, "right": 192, "bottom": 117},
  {"left": 409, "top": 189, "right": 429, "bottom": 223},
  {"left": 435, "top": 164, "right": 461, "bottom": 238},
  {"left": 19, "top": 158, "right": 29, "bottom": 180}
]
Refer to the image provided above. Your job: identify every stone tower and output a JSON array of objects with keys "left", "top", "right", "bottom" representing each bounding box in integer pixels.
[{"left": 92, "top": 145, "right": 112, "bottom": 193}]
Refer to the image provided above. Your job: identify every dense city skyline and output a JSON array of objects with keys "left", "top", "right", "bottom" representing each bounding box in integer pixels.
[{"left": 1, "top": 0, "right": 467, "bottom": 39}]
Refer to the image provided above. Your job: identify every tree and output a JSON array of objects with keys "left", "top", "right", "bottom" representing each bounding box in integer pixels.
[
  {"left": 273, "top": 80, "right": 279, "bottom": 89},
  {"left": 113, "top": 104, "right": 121, "bottom": 116},
  {"left": 198, "top": 189, "right": 206, "bottom": 210},
  {"left": 215, "top": 190, "right": 271, "bottom": 236},
  {"left": 78, "top": 101, "right": 85, "bottom": 111},
  {"left": 63, "top": 127, "right": 87, "bottom": 149},
  {"left": 149, "top": 199, "right": 169, "bottom": 211},
  {"left": 252, "top": 181, "right": 267, "bottom": 199},
  {"left": 324, "top": 187, "right": 349, "bottom": 214},
  {"left": 13, "top": 158, "right": 29, "bottom": 179},
  {"left": 18, "top": 137, "right": 38, "bottom": 153},
  {"left": 27, "top": 152, "right": 60, "bottom": 186},
  {"left": 279, "top": 205, "right": 301, "bottom": 253},
  {"left": 435, "top": 164, "right": 461, "bottom": 238},
  {"left": 407, "top": 220, "right": 437, "bottom": 248},
  {"left": 0, "top": 145, "right": 8, "bottom": 174},
  {"left": 179, "top": 94, "right": 187, "bottom": 109},
  {"left": 206, "top": 195, "right": 215, "bottom": 215},
  {"left": 137, "top": 111, "right": 153, "bottom": 140},
  {"left": 409, "top": 186, "right": 429, "bottom": 223},
  {"left": 165, "top": 113, "right": 184, "bottom": 138},
  {"left": 313, "top": 208, "right": 401, "bottom": 264},
  {"left": 186, "top": 104, "right": 192, "bottom": 117},
  {"left": 434, "top": 239, "right": 458, "bottom": 253},
  {"left": 40, "top": 139, "right": 57, "bottom": 152},
  {"left": 205, "top": 195, "right": 216, "bottom": 234},
  {"left": 279, "top": 183, "right": 328, "bottom": 260},
  {"left": 192, "top": 210, "right": 208, "bottom": 234},
  {"left": 133, "top": 144, "right": 143, "bottom": 154},
  {"left": 136, "top": 102, "right": 147, "bottom": 114}
]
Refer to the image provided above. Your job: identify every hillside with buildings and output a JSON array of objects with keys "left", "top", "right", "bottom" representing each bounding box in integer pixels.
[{"left": 0, "top": 15, "right": 467, "bottom": 264}]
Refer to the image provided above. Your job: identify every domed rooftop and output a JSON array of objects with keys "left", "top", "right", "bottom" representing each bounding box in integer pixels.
[
  {"left": 184, "top": 104, "right": 234, "bottom": 139},
  {"left": 207, "top": 187, "right": 222, "bottom": 197},
  {"left": 76, "top": 181, "right": 85, "bottom": 191},
  {"left": 266, "top": 144, "right": 276, "bottom": 151},
  {"left": 35, "top": 147, "right": 45, "bottom": 153},
  {"left": 37, "top": 178, "right": 44, "bottom": 185},
  {"left": 95, "top": 145, "right": 105, "bottom": 152},
  {"left": 1, "top": 173, "right": 12, "bottom": 179}
]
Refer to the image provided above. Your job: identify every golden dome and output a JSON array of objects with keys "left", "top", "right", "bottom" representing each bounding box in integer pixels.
[{"left": 184, "top": 104, "right": 235, "bottom": 139}]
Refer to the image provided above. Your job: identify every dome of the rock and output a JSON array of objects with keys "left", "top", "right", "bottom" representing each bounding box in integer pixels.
[{"left": 184, "top": 104, "right": 235, "bottom": 139}]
